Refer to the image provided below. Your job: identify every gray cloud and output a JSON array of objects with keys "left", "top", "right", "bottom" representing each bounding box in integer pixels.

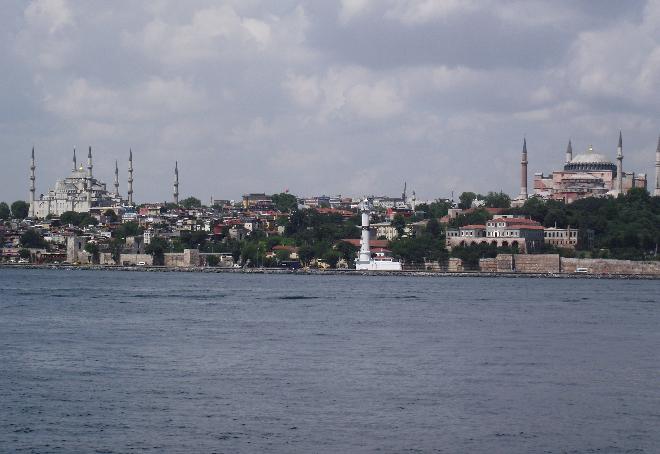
[{"left": 0, "top": 0, "right": 658, "bottom": 204}]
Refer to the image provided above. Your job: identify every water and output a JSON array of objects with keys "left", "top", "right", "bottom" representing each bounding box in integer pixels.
[{"left": 0, "top": 269, "right": 658, "bottom": 453}]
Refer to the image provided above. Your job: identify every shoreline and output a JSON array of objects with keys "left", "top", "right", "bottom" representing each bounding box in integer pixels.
[{"left": 1, "top": 263, "right": 659, "bottom": 280}]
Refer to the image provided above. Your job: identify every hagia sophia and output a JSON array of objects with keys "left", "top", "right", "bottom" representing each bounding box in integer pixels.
[{"left": 513, "top": 133, "right": 660, "bottom": 206}]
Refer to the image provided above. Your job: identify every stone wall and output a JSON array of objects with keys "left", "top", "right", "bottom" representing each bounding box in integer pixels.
[
  {"left": 448, "top": 257, "right": 463, "bottom": 272},
  {"left": 479, "top": 258, "right": 497, "bottom": 272},
  {"left": 561, "top": 258, "right": 660, "bottom": 275},
  {"left": 496, "top": 254, "right": 513, "bottom": 272},
  {"left": 514, "top": 254, "right": 560, "bottom": 274},
  {"left": 119, "top": 254, "right": 153, "bottom": 266}
]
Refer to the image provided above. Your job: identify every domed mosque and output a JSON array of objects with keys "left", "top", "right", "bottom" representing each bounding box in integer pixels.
[{"left": 529, "top": 132, "right": 648, "bottom": 204}]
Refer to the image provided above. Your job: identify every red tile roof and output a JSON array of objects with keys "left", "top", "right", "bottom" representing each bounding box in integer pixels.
[{"left": 339, "top": 239, "right": 390, "bottom": 248}]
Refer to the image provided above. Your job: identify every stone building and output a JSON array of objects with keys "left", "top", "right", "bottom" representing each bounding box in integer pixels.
[
  {"left": 446, "top": 216, "right": 544, "bottom": 253},
  {"left": 531, "top": 133, "right": 647, "bottom": 203},
  {"left": 30, "top": 147, "right": 128, "bottom": 218}
]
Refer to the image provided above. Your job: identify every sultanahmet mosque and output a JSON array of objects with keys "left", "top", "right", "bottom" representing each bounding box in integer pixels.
[{"left": 29, "top": 147, "right": 134, "bottom": 218}]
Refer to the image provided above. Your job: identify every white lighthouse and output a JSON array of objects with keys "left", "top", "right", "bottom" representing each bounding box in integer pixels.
[{"left": 355, "top": 198, "right": 402, "bottom": 271}]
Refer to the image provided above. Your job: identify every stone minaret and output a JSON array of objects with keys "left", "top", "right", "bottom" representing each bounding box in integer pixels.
[
  {"left": 565, "top": 140, "right": 573, "bottom": 164},
  {"left": 655, "top": 135, "right": 660, "bottom": 197},
  {"left": 520, "top": 138, "right": 528, "bottom": 199},
  {"left": 616, "top": 131, "right": 623, "bottom": 193},
  {"left": 87, "top": 146, "right": 93, "bottom": 178},
  {"left": 114, "top": 160, "right": 120, "bottom": 196},
  {"left": 72, "top": 148, "right": 77, "bottom": 171},
  {"left": 86, "top": 146, "right": 93, "bottom": 203},
  {"left": 173, "top": 161, "right": 179, "bottom": 205},
  {"left": 128, "top": 149, "right": 134, "bottom": 206},
  {"left": 29, "top": 147, "right": 36, "bottom": 217}
]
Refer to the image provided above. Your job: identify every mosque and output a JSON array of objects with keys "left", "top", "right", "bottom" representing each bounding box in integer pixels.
[
  {"left": 513, "top": 133, "right": 659, "bottom": 205},
  {"left": 29, "top": 147, "right": 134, "bottom": 218}
]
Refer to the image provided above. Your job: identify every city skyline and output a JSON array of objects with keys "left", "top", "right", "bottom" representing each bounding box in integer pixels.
[{"left": 1, "top": 0, "right": 659, "bottom": 202}]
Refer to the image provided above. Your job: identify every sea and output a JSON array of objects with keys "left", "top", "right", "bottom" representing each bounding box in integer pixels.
[{"left": 0, "top": 269, "right": 658, "bottom": 453}]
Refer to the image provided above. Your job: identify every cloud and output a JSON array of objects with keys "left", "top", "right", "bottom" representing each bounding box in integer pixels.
[{"left": 0, "top": 0, "right": 657, "bottom": 204}]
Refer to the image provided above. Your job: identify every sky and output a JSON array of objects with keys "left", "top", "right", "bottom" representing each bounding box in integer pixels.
[{"left": 1, "top": 0, "right": 659, "bottom": 203}]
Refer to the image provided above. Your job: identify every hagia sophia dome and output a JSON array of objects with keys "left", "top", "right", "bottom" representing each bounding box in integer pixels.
[{"left": 564, "top": 145, "right": 616, "bottom": 173}]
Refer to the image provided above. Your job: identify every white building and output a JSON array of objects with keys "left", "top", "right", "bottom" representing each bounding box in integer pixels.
[{"left": 30, "top": 147, "right": 126, "bottom": 218}]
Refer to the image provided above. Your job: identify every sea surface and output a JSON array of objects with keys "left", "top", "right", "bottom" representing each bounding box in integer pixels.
[{"left": 0, "top": 269, "right": 658, "bottom": 453}]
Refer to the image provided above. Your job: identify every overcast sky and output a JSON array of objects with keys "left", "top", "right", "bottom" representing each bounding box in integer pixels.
[{"left": 1, "top": 0, "right": 658, "bottom": 203}]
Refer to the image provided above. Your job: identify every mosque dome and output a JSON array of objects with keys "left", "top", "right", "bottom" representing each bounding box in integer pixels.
[{"left": 564, "top": 145, "right": 616, "bottom": 174}]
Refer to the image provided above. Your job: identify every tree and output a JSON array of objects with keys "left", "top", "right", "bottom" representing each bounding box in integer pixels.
[
  {"left": 104, "top": 209, "right": 119, "bottom": 223},
  {"left": 206, "top": 255, "right": 220, "bottom": 267},
  {"left": 392, "top": 214, "right": 406, "bottom": 237},
  {"left": 109, "top": 238, "right": 124, "bottom": 264},
  {"left": 426, "top": 218, "right": 442, "bottom": 238},
  {"left": 335, "top": 241, "right": 358, "bottom": 266},
  {"left": 115, "top": 221, "right": 142, "bottom": 240},
  {"left": 20, "top": 229, "right": 46, "bottom": 248},
  {"left": 272, "top": 193, "right": 298, "bottom": 212},
  {"left": 0, "top": 202, "right": 10, "bottom": 220},
  {"left": 180, "top": 197, "right": 202, "bottom": 209},
  {"left": 19, "top": 248, "right": 30, "bottom": 260},
  {"left": 11, "top": 201, "right": 29, "bottom": 219},
  {"left": 145, "top": 237, "right": 168, "bottom": 266},
  {"left": 84, "top": 243, "right": 100, "bottom": 264},
  {"left": 322, "top": 250, "right": 341, "bottom": 268},
  {"left": 483, "top": 191, "right": 511, "bottom": 208},
  {"left": 298, "top": 245, "right": 314, "bottom": 266},
  {"left": 458, "top": 192, "right": 477, "bottom": 210}
]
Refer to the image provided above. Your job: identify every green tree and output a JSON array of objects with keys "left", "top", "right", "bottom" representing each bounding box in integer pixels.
[
  {"left": 60, "top": 211, "right": 81, "bottom": 226},
  {"left": 11, "top": 201, "right": 30, "bottom": 219},
  {"left": 20, "top": 229, "right": 46, "bottom": 248},
  {"left": 335, "top": 241, "right": 358, "bottom": 266},
  {"left": 392, "top": 214, "right": 407, "bottom": 237},
  {"left": 145, "top": 237, "right": 168, "bottom": 266},
  {"left": 0, "top": 202, "right": 10, "bottom": 220},
  {"left": 426, "top": 218, "right": 442, "bottom": 238},
  {"left": 109, "top": 238, "right": 124, "bottom": 264},
  {"left": 104, "top": 209, "right": 119, "bottom": 223},
  {"left": 206, "top": 255, "right": 220, "bottom": 267},
  {"left": 115, "top": 221, "right": 143, "bottom": 239},
  {"left": 84, "top": 243, "right": 100, "bottom": 264},
  {"left": 298, "top": 244, "right": 314, "bottom": 266},
  {"left": 458, "top": 192, "right": 477, "bottom": 210},
  {"left": 180, "top": 197, "right": 202, "bottom": 209},
  {"left": 322, "top": 250, "right": 342, "bottom": 268},
  {"left": 483, "top": 191, "right": 511, "bottom": 208},
  {"left": 271, "top": 193, "right": 298, "bottom": 212},
  {"left": 19, "top": 248, "right": 30, "bottom": 260}
]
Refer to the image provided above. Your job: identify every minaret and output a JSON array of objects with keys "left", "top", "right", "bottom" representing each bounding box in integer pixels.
[
  {"left": 127, "top": 149, "right": 134, "bottom": 206},
  {"left": 86, "top": 146, "right": 93, "bottom": 203},
  {"left": 29, "top": 147, "right": 36, "bottom": 217},
  {"left": 114, "top": 160, "right": 120, "bottom": 196},
  {"left": 358, "top": 198, "right": 371, "bottom": 265},
  {"left": 87, "top": 146, "right": 93, "bottom": 178},
  {"left": 520, "top": 138, "right": 528, "bottom": 199},
  {"left": 654, "top": 135, "right": 660, "bottom": 197},
  {"left": 173, "top": 161, "right": 179, "bottom": 205},
  {"left": 565, "top": 140, "right": 573, "bottom": 164},
  {"left": 72, "top": 148, "right": 77, "bottom": 171},
  {"left": 616, "top": 131, "right": 623, "bottom": 193}
]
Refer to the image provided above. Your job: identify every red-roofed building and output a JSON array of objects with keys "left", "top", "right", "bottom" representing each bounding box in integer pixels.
[
  {"left": 446, "top": 216, "right": 544, "bottom": 253},
  {"left": 339, "top": 239, "right": 390, "bottom": 249}
]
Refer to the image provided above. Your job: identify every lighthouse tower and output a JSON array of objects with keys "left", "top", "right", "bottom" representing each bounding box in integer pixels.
[{"left": 357, "top": 198, "right": 372, "bottom": 265}]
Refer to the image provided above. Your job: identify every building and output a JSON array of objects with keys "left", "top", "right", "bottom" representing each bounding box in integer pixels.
[
  {"left": 544, "top": 227, "right": 594, "bottom": 250},
  {"left": 531, "top": 133, "right": 647, "bottom": 203},
  {"left": 30, "top": 147, "right": 128, "bottom": 218},
  {"left": 446, "top": 216, "right": 544, "bottom": 253},
  {"left": 354, "top": 199, "right": 402, "bottom": 271},
  {"left": 242, "top": 193, "right": 273, "bottom": 210}
]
